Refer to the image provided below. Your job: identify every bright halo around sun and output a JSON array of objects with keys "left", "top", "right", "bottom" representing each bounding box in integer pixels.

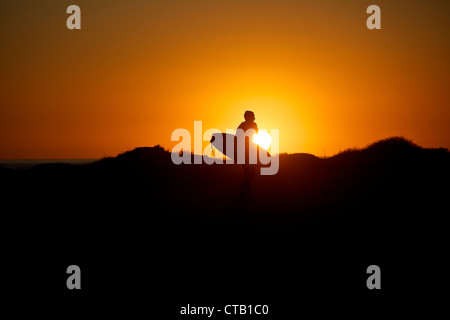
[{"left": 253, "top": 130, "right": 272, "bottom": 150}]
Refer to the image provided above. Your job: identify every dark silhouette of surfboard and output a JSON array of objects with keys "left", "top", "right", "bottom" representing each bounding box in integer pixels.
[{"left": 210, "top": 133, "right": 271, "bottom": 163}]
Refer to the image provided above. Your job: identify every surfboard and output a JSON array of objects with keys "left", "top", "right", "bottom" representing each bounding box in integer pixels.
[{"left": 210, "top": 133, "right": 271, "bottom": 164}]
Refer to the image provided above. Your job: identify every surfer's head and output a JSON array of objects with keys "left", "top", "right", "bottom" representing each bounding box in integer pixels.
[{"left": 244, "top": 111, "right": 255, "bottom": 122}]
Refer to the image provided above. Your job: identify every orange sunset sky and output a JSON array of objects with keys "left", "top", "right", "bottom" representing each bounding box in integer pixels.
[{"left": 1, "top": 0, "right": 449, "bottom": 159}]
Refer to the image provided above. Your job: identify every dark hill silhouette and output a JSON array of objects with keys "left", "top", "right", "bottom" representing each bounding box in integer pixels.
[
  {"left": 2, "top": 136, "right": 448, "bottom": 224},
  {"left": 2, "top": 136, "right": 448, "bottom": 242},
  {"left": 2, "top": 136, "right": 448, "bottom": 312}
]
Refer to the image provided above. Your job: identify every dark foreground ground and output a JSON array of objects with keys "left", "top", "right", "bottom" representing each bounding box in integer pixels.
[{"left": 1, "top": 137, "right": 449, "bottom": 317}]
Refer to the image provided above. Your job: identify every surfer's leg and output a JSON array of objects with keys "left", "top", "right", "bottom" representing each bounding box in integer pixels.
[{"left": 243, "top": 165, "right": 253, "bottom": 195}]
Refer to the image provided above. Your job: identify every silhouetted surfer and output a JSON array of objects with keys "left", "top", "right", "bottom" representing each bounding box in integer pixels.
[{"left": 237, "top": 111, "right": 258, "bottom": 196}]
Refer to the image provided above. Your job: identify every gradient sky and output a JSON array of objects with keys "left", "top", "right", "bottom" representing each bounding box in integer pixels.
[{"left": 1, "top": 0, "right": 449, "bottom": 159}]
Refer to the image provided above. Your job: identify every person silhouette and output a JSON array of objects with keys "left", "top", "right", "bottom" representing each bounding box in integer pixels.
[{"left": 237, "top": 111, "right": 259, "bottom": 196}]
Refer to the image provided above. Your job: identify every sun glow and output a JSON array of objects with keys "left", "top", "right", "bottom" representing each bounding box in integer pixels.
[{"left": 253, "top": 131, "right": 272, "bottom": 150}]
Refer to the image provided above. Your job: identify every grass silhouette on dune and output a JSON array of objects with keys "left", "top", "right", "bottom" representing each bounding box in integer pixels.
[
  {"left": 2, "top": 137, "right": 447, "bottom": 308},
  {"left": 1, "top": 136, "right": 448, "bottom": 230}
]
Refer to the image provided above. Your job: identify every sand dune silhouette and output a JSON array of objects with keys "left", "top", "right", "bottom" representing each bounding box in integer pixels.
[
  {"left": 2, "top": 136, "right": 448, "bottom": 228},
  {"left": 2, "top": 136, "right": 448, "bottom": 313}
]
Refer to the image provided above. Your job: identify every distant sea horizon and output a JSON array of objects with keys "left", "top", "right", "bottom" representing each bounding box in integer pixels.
[{"left": 0, "top": 159, "right": 98, "bottom": 169}]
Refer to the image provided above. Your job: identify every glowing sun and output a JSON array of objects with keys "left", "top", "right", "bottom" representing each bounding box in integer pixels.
[{"left": 253, "top": 131, "right": 272, "bottom": 150}]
